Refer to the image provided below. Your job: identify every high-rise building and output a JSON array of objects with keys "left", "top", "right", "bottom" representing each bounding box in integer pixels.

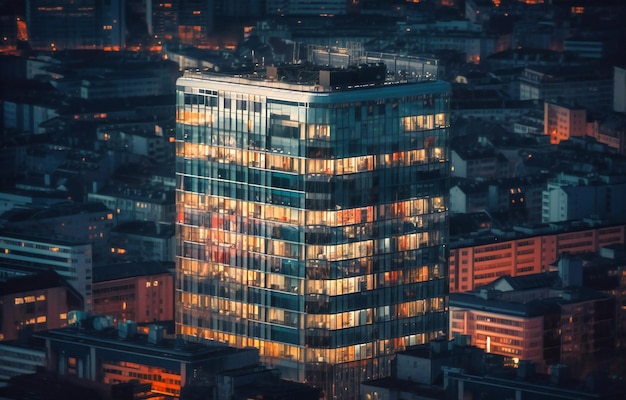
[{"left": 175, "top": 63, "right": 450, "bottom": 398}]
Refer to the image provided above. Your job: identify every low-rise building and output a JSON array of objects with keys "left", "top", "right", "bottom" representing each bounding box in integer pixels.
[
  {"left": 544, "top": 99, "right": 589, "bottom": 145},
  {"left": 0, "top": 189, "right": 68, "bottom": 216},
  {"left": 362, "top": 335, "right": 626, "bottom": 400},
  {"left": 0, "top": 232, "right": 93, "bottom": 311},
  {"left": 450, "top": 175, "right": 548, "bottom": 221},
  {"left": 96, "top": 122, "right": 173, "bottom": 165},
  {"left": 266, "top": 0, "right": 348, "bottom": 16},
  {"left": 444, "top": 362, "right": 624, "bottom": 400},
  {"left": 592, "top": 113, "right": 626, "bottom": 156},
  {"left": 87, "top": 183, "right": 175, "bottom": 224},
  {"left": 451, "top": 138, "right": 508, "bottom": 180},
  {"left": 449, "top": 221, "right": 626, "bottom": 292},
  {"left": 2, "top": 96, "right": 59, "bottom": 134},
  {"left": 541, "top": 172, "right": 626, "bottom": 223},
  {"left": 35, "top": 318, "right": 319, "bottom": 399},
  {"left": 0, "top": 202, "right": 115, "bottom": 259},
  {"left": 0, "top": 270, "right": 82, "bottom": 341},
  {"left": 450, "top": 258, "right": 616, "bottom": 377},
  {"left": 361, "top": 336, "right": 482, "bottom": 400},
  {"left": 92, "top": 261, "right": 174, "bottom": 323},
  {"left": 520, "top": 66, "right": 613, "bottom": 111},
  {"left": 0, "top": 371, "right": 152, "bottom": 400},
  {"left": 79, "top": 70, "right": 172, "bottom": 100},
  {"left": 614, "top": 65, "right": 626, "bottom": 113},
  {"left": 0, "top": 342, "right": 46, "bottom": 387},
  {"left": 402, "top": 19, "right": 504, "bottom": 64},
  {"left": 564, "top": 37, "right": 606, "bottom": 59},
  {"left": 108, "top": 221, "right": 175, "bottom": 262}
]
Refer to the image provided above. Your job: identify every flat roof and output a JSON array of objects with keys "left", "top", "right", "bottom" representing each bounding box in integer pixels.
[
  {"left": 110, "top": 221, "right": 174, "bottom": 238},
  {"left": 449, "top": 292, "right": 558, "bottom": 318},
  {"left": 0, "top": 269, "right": 72, "bottom": 296},
  {"left": 36, "top": 326, "right": 253, "bottom": 363},
  {"left": 178, "top": 70, "right": 450, "bottom": 103},
  {"left": 93, "top": 261, "right": 173, "bottom": 283}
]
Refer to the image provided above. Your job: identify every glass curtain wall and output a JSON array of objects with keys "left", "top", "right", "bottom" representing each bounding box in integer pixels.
[{"left": 176, "top": 75, "right": 450, "bottom": 399}]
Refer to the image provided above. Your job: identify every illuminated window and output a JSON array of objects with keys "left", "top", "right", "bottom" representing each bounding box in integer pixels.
[{"left": 402, "top": 115, "right": 434, "bottom": 131}]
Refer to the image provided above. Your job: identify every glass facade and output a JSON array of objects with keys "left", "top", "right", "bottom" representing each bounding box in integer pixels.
[{"left": 175, "top": 70, "right": 450, "bottom": 399}]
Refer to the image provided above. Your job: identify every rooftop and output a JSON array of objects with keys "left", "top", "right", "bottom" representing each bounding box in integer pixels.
[
  {"left": 1, "top": 202, "right": 111, "bottom": 224},
  {"left": 235, "top": 378, "right": 323, "bottom": 400},
  {"left": 110, "top": 220, "right": 174, "bottom": 238},
  {"left": 450, "top": 219, "right": 625, "bottom": 249},
  {"left": 484, "top": 271, "right": 561, "bottom": 291},
  {"left": 0, "top": 230, "right": 90, "bottom": 247},
  {"left": 93, "top": 183, "right": 174, "bottom": 204},
  {"left": 450, "top": 292, "right": 555, "bottom": 317},
  {"left": 35, "top": 324, "right": 252, "bottom": 363},
  {"left": 361, "top": 376, "right": 445, "bottom": 399},
  {"left": 93, "top": 261, "right": 173, "bottom": 283},
  {"left": 0, "top": 269, "right": 73, "bottom": 296},
  {"left": 183, "top": 63, "right": 388, "bottom": 93}
]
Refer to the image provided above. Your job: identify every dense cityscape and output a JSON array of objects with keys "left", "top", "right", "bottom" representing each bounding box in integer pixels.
[{"left": 0, "top": 0, "right": 626, "bottom": 399}]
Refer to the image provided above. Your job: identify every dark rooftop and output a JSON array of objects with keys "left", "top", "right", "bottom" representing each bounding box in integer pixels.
[
  {"left": 235, "top": 378, "right": 323, "bottom": 400},
  {"left": 93, "top": 261, "right": 173, "bottom": 283},
  {"left": 0, "top": 202, "right": 111, "bottom": 224},
  {"left": 0, "top": 269, "right": 73, "bottom": 296},
  {"left": 35, "top": 324, "right": 252, "bottom": 364},
  {"left": 449, "top": 292, "right": 559, "bottom": 318},
  {"left": 110, "top": 220, "right": 174, "bottom": 238},
  {"left": 483, "top": 271, "right": 561, "bottom": 291},
  {"left": 361, "top": 376, "right": 445, "bottom": 399},
  {"left": 0, "top": 229, "right": 89, "bottom": 246}
]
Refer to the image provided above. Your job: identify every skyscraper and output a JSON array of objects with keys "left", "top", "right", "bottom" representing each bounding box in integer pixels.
[{"left": 175, "top": 63, "right": 450, "bottom": 398}]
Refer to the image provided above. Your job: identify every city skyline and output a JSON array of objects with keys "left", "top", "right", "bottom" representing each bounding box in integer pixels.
[{"left": 1, "top": 0, "right": 626, "bottom": 399}]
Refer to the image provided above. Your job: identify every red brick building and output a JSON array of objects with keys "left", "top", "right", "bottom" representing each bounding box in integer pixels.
[
  {"left": 0, "top": 269, "right": 82, "bottom": 341},
  {"left": 450, "top": 223, "right": 625, "bottom": 292},
  {"left": 92, "top": 261, "right": 174, "bottom": 323},
  {"left": 450, "top": 268, "right": 616, "bottom": 377}
]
